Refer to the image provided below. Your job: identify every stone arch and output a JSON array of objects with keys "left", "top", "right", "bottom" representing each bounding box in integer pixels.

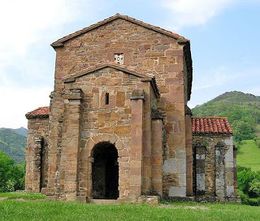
[
  {"left": 86, "top": 134, "right": 124, "bottom": 158},
  {"left": 85, "top": 134, "right": 125, "bottom": 199},
  {"left": 91, "top": 141, "right": 119, "bottom": 199}
]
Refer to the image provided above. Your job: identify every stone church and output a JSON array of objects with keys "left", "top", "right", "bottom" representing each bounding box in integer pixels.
[{"left": 25, "top": 14, "right": 238, "bottom": 202}]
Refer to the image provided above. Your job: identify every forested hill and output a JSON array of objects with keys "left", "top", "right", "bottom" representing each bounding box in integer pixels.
[
  {"left": 192, "top": 91, "right": 260, "bottom": 141},
  {"left": 0, "top": 127, "right": 27, "bottom": 163}
]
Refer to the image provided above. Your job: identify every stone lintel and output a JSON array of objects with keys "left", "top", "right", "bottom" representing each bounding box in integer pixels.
[{"left": 130, "top": 95, "right": 145, "bottom": 100}]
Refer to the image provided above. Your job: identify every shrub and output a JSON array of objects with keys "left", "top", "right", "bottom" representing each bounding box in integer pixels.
[
  {"left": 237, "top": 166, "right": 260, "bottom": 206},
  {"left": 249, "top": 179, "right": 260, "bottom": 197}
]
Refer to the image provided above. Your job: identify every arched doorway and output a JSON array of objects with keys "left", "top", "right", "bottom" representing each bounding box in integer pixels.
[{"left": 92, "top": 142, "right": 119, "bottom": 199}]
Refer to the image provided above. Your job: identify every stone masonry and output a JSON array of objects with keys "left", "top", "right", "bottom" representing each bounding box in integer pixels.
[{"left": 25, "top": 14, "right": 238, "bottom": 202}]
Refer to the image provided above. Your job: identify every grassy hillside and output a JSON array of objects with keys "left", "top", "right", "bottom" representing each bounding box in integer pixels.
[
  {"left": 0, "top": 194, "right": 259, "bottom": 221},
  {"left": 0, "top": 128, "right": 27, "bottom": 163},
  {"left": 192, "top": 91, "right": 260, "bottom": 141},
  {"left": 192, "top": 91, "right": 260, "bottom": 173},
  {"left": 237, "top": 140, "right": 260, "bottom": 171}
]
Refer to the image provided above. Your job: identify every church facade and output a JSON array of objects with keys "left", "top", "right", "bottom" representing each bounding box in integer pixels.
[{"left": 25, "top": 14, "right": 238, "bottom": 202}]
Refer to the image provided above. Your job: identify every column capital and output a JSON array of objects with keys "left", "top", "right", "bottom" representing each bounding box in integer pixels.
[
  {"left": 130, "top": 89, "right": 145, "bottom": 100},
  {"left": 34, "top": 137, "right": 42, "bottom": 144},
  {"left": 64, "top": 88, "right": 83, "bottom": 101}
]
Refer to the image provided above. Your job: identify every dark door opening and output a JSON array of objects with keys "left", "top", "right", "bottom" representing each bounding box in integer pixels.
[
  {"left": 92, "top": 142, "right": 119, "bottom": 199},
  {"left": 40, "top": 138, "right": 47, "bottom": 191}
]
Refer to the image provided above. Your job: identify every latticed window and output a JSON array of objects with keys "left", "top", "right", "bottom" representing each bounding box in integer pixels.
[{"left": 114, "top": 53, "right": 124, "bottom": 64}]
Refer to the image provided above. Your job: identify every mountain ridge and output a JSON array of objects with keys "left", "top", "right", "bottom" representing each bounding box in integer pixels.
[
  {"left": 192, "top": 91, "right": 260, "bottom": 141},
  {"left": 0, "top": 127, "right": 28, "bottom": 162}
]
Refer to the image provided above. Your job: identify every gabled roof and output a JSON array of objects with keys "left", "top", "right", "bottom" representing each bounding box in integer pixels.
[
  {"left": 192, "top": 117, "right": 232, "bottom": 135},
  {"left": 25, "top": 107, "right": 49, "bottom": 119},
  {"left": 64, "top": 63, "right": 160, "bottom": 98},
  {"left": 51, "top": 13, "right": 192, "bottom": 101},
  {"left": 51, "top": 13, "right": 189, "bottom": 48},
  {"left": 64, "top": 64, "right": 148, "bottom": 82}
]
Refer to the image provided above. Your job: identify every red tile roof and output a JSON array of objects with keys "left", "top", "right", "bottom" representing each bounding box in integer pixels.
[
  {"left": 192, "top": 117, "right": 232, "bottom": 135},
  {"left": 25, "top": 106, "right": 49, "bottom": 119}
]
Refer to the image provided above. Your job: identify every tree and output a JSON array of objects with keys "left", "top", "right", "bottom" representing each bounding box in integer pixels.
[
  {"left": 0, "top": 151, "right": 24, "bottom": 192},
  {"left": 232, "top": 121, "right": 256, "bottom": 142}
]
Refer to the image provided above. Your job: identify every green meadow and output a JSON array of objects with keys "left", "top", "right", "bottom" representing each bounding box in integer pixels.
[
  {"left": 0, "top": 193, "right": 259, "bottom": 221},
  {"left": 237, "top": 140, "right": 260, "bottom": 171}
]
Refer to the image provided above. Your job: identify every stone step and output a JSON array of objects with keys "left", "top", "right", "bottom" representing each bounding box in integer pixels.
[{"left": 90, "top": 199, "right": 119, "bottom": 204}]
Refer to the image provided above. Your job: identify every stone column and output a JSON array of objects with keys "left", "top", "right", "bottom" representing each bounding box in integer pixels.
[
  {"left": 60, "top": 89, "right": 82, "bottom": 200},
  {"left": 129, "top": 90, "right": 144, "bottom": 200},
  {"left": 46, "top": 91, "right": 63, "bottom": 196},
  {"left": 195, "top": 145, "right": 206, "bottom": 195},
  {"left": 151, "top": 118, "right": 163, "bottom": 196},
  {"left": 31, "top": 137, "right": 42, "bottom": 192},
  {"left": 224, "top": 137, "right": 235, "bottom": 199},
  {"left": 215, "top": 144, "right": 226, "bottom": 201},
  {"left": 185, "top": 112, "right": 193, "bottom": 196}
]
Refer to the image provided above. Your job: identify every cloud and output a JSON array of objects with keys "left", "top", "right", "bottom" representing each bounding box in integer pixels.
[
  {"left": 161, "top": 0, "right": 235, "bottom": 28},
  {"left": 192, "top": 66, "right": 237, "bottom": 91},
  {"left": 0, "top": 85, "right": 51, "bottom": 128},
  {"left": 0, "top": 0, "right": 105, "bottom": 128},
  {"left": 0, "top": 0, "right": 103, "bottom": 72},
  {"left": 188, "top": 65, "right": 260, "bottom": 107}
]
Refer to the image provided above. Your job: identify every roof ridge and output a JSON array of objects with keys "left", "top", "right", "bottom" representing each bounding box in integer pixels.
[{"left": 51, "top": 13, "right": 189, "bottom": 48}]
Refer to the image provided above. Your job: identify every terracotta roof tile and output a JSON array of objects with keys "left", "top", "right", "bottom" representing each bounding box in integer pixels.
[
  {"left": 25, "top": 106, "right": 49, "bottom": 119},
  {"left": 192, "top": 117, "right": 232, "bottom": 135}
]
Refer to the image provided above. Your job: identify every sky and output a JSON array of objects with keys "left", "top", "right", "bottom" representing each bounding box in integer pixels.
[{"left": 0, "top": 0, "right": 260, "bottom": 128}]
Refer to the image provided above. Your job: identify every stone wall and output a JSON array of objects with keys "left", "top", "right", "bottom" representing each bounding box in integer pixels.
[
  {"left": 192, "top": 135, "right": 237, "bottom": 201},
  {"left": 25, "top": 117, "right": 49, "bottom": 192},
  {"left": 48, "top": 67, "right": 161, "bottom": 200},
  {"left": 50, "top": 18, "right": 188, "bottom": 198}
]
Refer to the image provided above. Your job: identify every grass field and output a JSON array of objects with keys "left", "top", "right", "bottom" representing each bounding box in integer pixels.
[
  {"left": 237, "top": 140, "right": 260, "bottom": 171},
  {"left": 0, "top": 192, "right": 46, "bottom": 200},
  {"left": 0, "top": 198, "right": 260, "bottom": 221}
]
